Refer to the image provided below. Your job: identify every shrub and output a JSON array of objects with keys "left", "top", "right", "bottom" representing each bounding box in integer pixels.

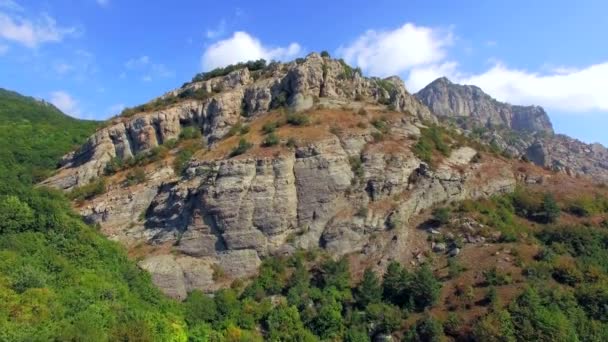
[
  {"left": 371, "top": 117, "right": 389, "bottom": 134},
  {"left": 286, "top": 137, "right": 297, "bottom": 149},
  {"left": 68, "top": 178, "right": 107, "bottom": 202},
  {"left": 349, "top": 156, "right": 364, "bottom": 179},
  {"left": 125, "top": 167, "right": 146, "bottom": 186},
  {"left": 357, "top": 107, "right": 367, "bottom": 116},
  {"left": 320, "top": 50, "right": 331, "bottom": 58},
  {"left": 179, "top": 126, "right": 202, "bottom": 140},
  {"left": 191, "top": 59, "right": 267, "bottom": 83},
  {"left": 483, "top": 267, "right": 512, "bottom": 286},
  {"left": 262, "top": 133, "right": 279, "bottom": 147},
  {"left": 286, "top": 112, "right": 310, "bottom": 126},
  {"left": 261, "top": 122, "right": 278, "bottom": 134},
  {"left": 173, "top": 149, "right": 193, "bottom": 175},
  {"left": 0, "top": 195, "right": 34, "bottom": 234},
  {"left": 229, "top": 138, "right": 253, "bottom": 157},
  {"left": 432, "top": 207, "right": 451, "bottom": 225},
  {"left": 414, "top": 125, "right": 451, "bottom": 165}
]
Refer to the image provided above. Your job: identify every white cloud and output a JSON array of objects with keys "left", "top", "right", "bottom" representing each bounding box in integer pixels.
[
  {"left": 201, "top": 31, "right": 301, "bottom": 70},
  {"left": 457, "top": 62, "right": 608, "bottom": 112},
  {"left": 49, "top": 91, "right": 81, "bottom": 118},
  {"left": 337, "top": 23, "right": 453, "bottom": 77},
  {"left": 406, "top": 62, "right": 460, "bottom": 92},
  {"left": 206, "top": 19, "right": 226, "bottom": 39},
  {"left": 0, "top": 12, "right": 77, "bottom": 48},
  {"left": 96, "top": 0, "right": 109, "bottom": 7},
  {"left": 124, "top": 55, "right": 174, "bottom": 81},
  {"left": 0, "top": 43, "right": 7, "bottom": 54}
]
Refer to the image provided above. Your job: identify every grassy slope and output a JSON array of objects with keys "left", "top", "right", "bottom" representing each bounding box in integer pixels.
[
  {"left": 0, "top": 89, "right": 187, "bottom": 341},
  {"left": 0, "top": 88, "right": 98, "bottom": 186}
]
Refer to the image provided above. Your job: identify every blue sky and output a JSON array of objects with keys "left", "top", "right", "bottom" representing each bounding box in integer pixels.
[{"left": 1, "top": 0, "right": 607, "bottom": 145}]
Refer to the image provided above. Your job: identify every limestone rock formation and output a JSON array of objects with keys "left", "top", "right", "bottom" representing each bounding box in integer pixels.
[
  {"left": 415, "top": 77, "right": 553, "bottom": 134},
  {"left": 42, "top": 53, "right": 433, "bottom": 191},
  {"left": 415, "top": 77, "right": 608, "bottom": 182}
]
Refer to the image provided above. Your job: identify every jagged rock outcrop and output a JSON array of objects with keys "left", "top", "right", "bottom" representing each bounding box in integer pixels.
[
  {"left": 42, "top": 53, "right": 433, "bottom": 190},
  {"left": 69, "top": 111, "right": 515, "bottom": 297},
  {"left": 415, "top": 77, "right": 553, "bottom": 134},
  {"left": 415, "top": 77, "right": 608, "bottom": 182}
]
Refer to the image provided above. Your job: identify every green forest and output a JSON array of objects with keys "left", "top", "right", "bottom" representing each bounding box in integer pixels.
[{"left": 2, "top": 88, "right": 608, "bottom": 341}]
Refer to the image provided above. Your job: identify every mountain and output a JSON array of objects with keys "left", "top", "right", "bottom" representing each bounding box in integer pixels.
[
  {"left": 415, "top": 77, "right": 608, "bottom": 182},
  {"left": 415, "top": 77, "right": 553, "bottom": 134},
  {"left": 31, "top": 54, "right": 608, "bottom": 340},
  {"left": 0, "top": 88, "right": 99, "bottom": 186}
]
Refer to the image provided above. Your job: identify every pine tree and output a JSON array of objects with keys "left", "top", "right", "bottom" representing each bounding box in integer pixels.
[{"left": 355, "top": 268, "right": 382, "bottom": 308}]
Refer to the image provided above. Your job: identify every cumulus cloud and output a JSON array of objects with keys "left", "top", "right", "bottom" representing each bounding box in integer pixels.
[
  {"left": 457, "top": 62, "right": 608, "bottom": 112},
  {"left": 341, "top": 22, "right": 608, "bottom": 113},
  {"left": 50, "top": 91, "right": 81, "bottom": 118},
  {"left": 337, "top": 23, "right": 453, "bottom": 77},
  {"left": 201, "top": 31, "right": 301, "bottom": 70},
  {"left": 0, "top": 12, "right": 77, "bottom": 48}
]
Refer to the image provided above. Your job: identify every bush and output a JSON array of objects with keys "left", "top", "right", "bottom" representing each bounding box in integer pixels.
[
  {"left": 229, "top": 138, "right": 253, "bottom": 157},
  {"left": 286, "top": 137, "right": 297, "bottom": 149},
  {"left": 67, "top": 178, "right": 107, "bottom": 202},
  {"left": 179, "top": 126, "right": 202, "bottom": 140},
  {"left": 125, "top": 167, "right": 146, "bottom": 186},
  {"left": 173, "top": 149, "right": 193, "bottom": 175},
  {"left": 349, "top": 156, "right": 364, "bottom": 179},
  {"left": 432, "top": 207, "right": 451, "bottom": 225},
  {"left": 262, "top": 122, "right": 278, "bottom": 134},
  {"left": 286, "top": 112, "right": 310, "bottom": 126},
  {"left": 262, "top": 133, "right": 279, "bottom": 147},
  {"left": 371, "top": 117, "right": 389, "bottom": 134},
  {"left": 414, "top": 125, "right": 451, "bottom": 165},
  {"left": 191, "top": 59, "right": 267, "bottom": 83},
  {"left": 320, "top": 51, "right": 331, "bottom": 58},
  {"left": 0, "top": 195, "right": 34, "bottom": 234}
]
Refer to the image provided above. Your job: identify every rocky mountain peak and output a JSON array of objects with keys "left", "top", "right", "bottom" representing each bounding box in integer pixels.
[{"left": 415, "top": 77, "right": 554, "bottom": 134}]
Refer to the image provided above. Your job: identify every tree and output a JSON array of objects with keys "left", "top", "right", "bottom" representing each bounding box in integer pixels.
[
  {"left": 382, "top": 261, "right": 411, "bottom": 307},
  {"left": 404, "top": 315, "right": 444, "bottom": 342},
  {"left": 366, "top": 303, "right": 402, "bottom": 335},
  {"left": 473, "top": 310, "right": 516, "bottom": 342},
  {"left": 541, "top": 193, "right": 560, "bottom": 223},
  {"left": 0, "top": 195, "right": 34, "bottom": 233},
  {"left": 355, "top": 268, "right": 382, "bottom": 308},
  {"left": 184, "top": 290, "right": 217, "bottom": 325},
  {"left": 320, "top": 51, "right": 330, "bottom": 58},
  {"left": 311, "top": 295, "right": 344, "bottom": 340},
  {"left": 266, "top": 305, "right": 316, "bottom": 342},
  {"left": 411, "top": 265, "right": 441, "bottom": 310}
]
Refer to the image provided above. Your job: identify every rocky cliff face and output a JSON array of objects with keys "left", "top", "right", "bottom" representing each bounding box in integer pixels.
[
  {"left": 415, "top": 77, "right": 553, "bottom": 134},
  {"left": 46, "top": 101, "right": 515, "bottom": 298},
  {"left": 42, "top": 53, "right": 433, "bottom": 191},
  {"left": 415, "top": 77, "right": 608, "bottom": 182}
]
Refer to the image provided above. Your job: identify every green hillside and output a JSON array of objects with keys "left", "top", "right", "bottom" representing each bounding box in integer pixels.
[
  {"left": 0, "top": 88, "right": 98, "bottom": 186},
  {"left": 0, "top": 89, "right": 187, "bottom": 341}
]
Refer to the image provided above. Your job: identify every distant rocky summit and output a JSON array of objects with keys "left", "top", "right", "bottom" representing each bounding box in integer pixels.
[
  {"left": 415, "top": 77, "right": 608, "bottom": 182},
  {"left": 415, "top": 77, "right": 553, "bottom": 134}
]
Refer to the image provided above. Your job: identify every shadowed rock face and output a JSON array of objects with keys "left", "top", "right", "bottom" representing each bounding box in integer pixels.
[
  {"left": 415, "top": 77, "right": 553, "bottom": 134},
  {"left": 42, "top": 53, "right": 434, "bottom": 191}
]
